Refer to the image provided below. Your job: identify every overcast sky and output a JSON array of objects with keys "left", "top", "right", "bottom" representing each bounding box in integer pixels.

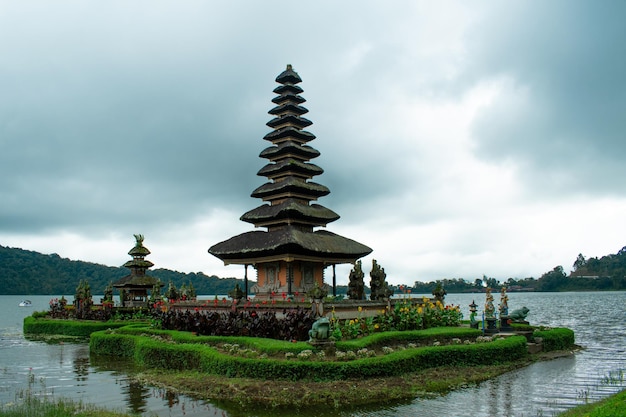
[{"left": 1, "top": 1, "right": 625, "bottom": 286}]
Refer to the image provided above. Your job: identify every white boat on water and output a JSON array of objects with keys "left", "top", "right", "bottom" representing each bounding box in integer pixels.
[{"left": 19, "top": 300, "right": 32, "bottom": 307}]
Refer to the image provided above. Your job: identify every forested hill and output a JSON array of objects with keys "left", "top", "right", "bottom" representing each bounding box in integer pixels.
[
  {"left": 409, "top": 246, "right": 626, "bottom": 293},
  {"left": 0, "top": 245, "right": 249, "bottom": 295}
]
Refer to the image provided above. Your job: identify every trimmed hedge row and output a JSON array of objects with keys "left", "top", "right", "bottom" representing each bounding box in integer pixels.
[
  {"left": 534, "top": 327, "right": 575, "bottom": 351},
  {"left": 107, "top": 325, "right": 484, "bottom": 357},
  {"left": 90, "top": 327, "right": 528, "bottom": 381},
  {"left": 23, "top": 316, "right": 139, "bottom": 338},
  {"left": 109, "top": 325, "right": 313, "bottom": 355},
  {"left": 335, "top": 327, "right": 482, "bottom": 351}
]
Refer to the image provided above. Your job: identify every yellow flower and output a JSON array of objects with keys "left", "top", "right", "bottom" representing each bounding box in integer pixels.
[
  {"left": 374, "top": 324, "right": 380, "bottom": 329},
  {"left": 417, "top": 307, "right": 423, "bottom": 314},
  {"left": 358, "top": 306, "right": 363, "bottom": 312},
  {"left": 349, "top": 320, "right": 355, "bottom": 326}
]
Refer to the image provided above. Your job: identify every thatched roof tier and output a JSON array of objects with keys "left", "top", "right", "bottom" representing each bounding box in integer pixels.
[
  {"left": 209, "top": 226, "right": 372, "bottom": 265},
  {"left": 269, "top": 103, "right": 308, "bottom": 116},
  {"left": 123, "top": 259, "right": 154, "bottom": 269},
  {"left": 257, "top": 158, "right": 323, "bottom": 179},
  {"left": 275, "top": 64, "right": 302, "bottom": 84},
  {"left": 128, "top": 245, "right": 150, "bottom": 257},
  {"left": 272, "top": 93, "right": 306, "bottom": 105},
  {"left": 251, "top": 177, "right": 330, "bottom": 200},
  {"left": 113, "top": 274, "right": 161, "bottom": 289},
  {"left": 240, "top": 199, "right": 339, "bottom": 227},
  {"left": 266, "top": 114, "right": 312, "bottom": 130},
  {"left": 263, "top": 127, "right": 315, "bottom": 143},
  {"left": 272, "top": 83, "right": 304, "bottom": 96},
  {"left": 259, "top": 142, "right": 320, "bottom": 161}
]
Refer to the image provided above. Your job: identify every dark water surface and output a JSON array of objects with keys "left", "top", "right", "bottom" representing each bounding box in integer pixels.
[{"left": 1, "top": 292, "right": 624, "bottom": 417}]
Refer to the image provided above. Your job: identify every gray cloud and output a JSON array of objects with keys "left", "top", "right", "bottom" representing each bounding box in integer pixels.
[
  {"left": 1, "top": 1, "right": 625, "bottom": 282},
  {"left": 464, "top": 1, "right": 626, "bottom": 196}
]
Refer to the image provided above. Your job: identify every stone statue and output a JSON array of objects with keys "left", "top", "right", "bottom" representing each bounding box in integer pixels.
[
  {"left": 149, "top": 280, "right": 162, "bottom": 303},
  {"left": 499, "top": 286, "right": 509, "bottom": 317},
  {"left": 308, "top": 317, "right": 330, "bottom": 343},
  {"left": 103, "top": 282, "right": 114, "bottom": 303},
  {"left": 369, "top": 259, "right": 393, "bottom": 301},
  {"left": 165, "top": 280, "right": 179, "bottom": 301},
  {"left": 308, "top": 281, "right": 328, "bottom": 300},
  {"left": 509, "top": 306, "right": 530, "bottom": 322},
  {"left": 432, "top": 282, "right": 447, "bottom": 303},
  {"left": 485, "top": 287, "right": 496, "bottom": 318},
  {"left": 347, "top": 260, "right": 365, "bottom": 300},
  {"left": 228, "top": 283, "right": 245, "bottom": 302}
]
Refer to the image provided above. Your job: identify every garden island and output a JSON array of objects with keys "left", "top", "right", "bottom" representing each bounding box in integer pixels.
[{"left": 23, "top": 66, "right": 576, "bottom": 412}]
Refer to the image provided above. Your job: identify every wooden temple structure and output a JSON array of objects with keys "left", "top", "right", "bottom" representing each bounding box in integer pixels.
[
  {"left": 209, "top": 65, "right": 372, "bottom": 299},
  {"left": 113, "top": 234, "right": 162, "bottom": 307}
]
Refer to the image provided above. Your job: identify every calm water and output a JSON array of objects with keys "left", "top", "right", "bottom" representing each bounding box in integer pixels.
[{"left": 0, "top": 292, "right": 624, "bottom": 417}]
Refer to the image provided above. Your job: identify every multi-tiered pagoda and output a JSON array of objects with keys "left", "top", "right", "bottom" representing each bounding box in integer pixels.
[
  {"left": 209, "top": 65, "right": 372, "bottom": 299},
  {"left": 113, "top": 234, "right": 162, "bottom": 306}
]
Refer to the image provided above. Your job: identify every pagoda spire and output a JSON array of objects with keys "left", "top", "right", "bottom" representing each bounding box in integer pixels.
[
  {"left": 123, "top": 234, "right": 154, "bottom": 277},
  {"left": 209, "top": 65, "right": 372, "bottom": 298},
  {"left": 113, "top": 234, "right": 162, "bottom": 307},
  {"left": 241, "top": 64, "right": 340, "bottom": 230}
]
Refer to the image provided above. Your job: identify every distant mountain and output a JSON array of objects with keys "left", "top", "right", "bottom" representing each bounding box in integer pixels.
[{"left": 0, "top": 244, "right": 250, "bottom": 295}]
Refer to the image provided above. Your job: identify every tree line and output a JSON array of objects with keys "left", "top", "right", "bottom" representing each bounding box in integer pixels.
[
  {"left": 2, "top": 244, "right": 626, "bottom": 296},
  {"left": 410, "top": 246, "right": 626, "bottom": 293}
]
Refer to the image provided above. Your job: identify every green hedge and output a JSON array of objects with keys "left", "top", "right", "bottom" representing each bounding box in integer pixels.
[
  {"left": 108, "top": 325, "right": 313, "bottom": 355},
  {"left": 89, "top": 328, "right": 528, "bottom": 381},
  {"left": 23, "top": 316, "right": 137, "bottom": 338},
  {"left": 335, "top": 327, "right": 482, "bottom": 351},
  {"left": 534, "top": 327, "right": 575, "bottom": 351},
  {"left": 89, "top": 331, "right": 138, "bottom": 358}
]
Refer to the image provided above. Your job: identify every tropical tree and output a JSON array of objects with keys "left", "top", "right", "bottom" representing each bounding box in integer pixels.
[{"left": 573, "top": 253, "right": 587, "bottom": 271}]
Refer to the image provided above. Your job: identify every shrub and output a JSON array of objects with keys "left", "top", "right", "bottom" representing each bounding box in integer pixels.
[
  {"left": 331, "top": 299, "right": 463, "bottom": 340},
  {"left": 90, "top": 331, "right": 137, "bottom": 357},
  {"left": 533, "top": 327, "right": 575, "bottom": 351},
  {"left": 23, "top": 316, "right": 132, "bottom": 338},
  {"left": 154, "top": 307, "right": 316, "bottom": 341}
]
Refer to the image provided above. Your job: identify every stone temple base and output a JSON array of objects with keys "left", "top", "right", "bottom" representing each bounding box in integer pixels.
[{"left": 484, "top": 317, "right": 499, "bottom": 335}]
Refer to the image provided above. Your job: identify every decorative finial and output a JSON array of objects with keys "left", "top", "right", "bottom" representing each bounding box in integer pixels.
[
  {"left": 133, "top": 234, "right": 144, "bottom": 245},
  {"left": 286, "top": 64, "right": 292, "bottom": 70}
]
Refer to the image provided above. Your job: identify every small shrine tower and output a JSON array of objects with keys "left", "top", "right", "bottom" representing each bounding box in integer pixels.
[
  {"left": 209, "top": 65, "right": 372, "bottom": 299},
  {"left": 113, "top": 234, "right": 162, "bottom": 307}
]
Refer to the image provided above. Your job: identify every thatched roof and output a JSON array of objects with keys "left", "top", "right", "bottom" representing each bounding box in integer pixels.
[
  {"left": 263, "top": 126, "right": 315, "bottom": 143},
  {"left": 259, "top": 141, "right": 320, "bottom": 161},
  {"left": 275, "top": 64, "right": 302, "bottom": 84},
  {"left": 257, "top": 158, "right": 323, "bottom": 178},
  {"left": 241, "top": 199, "right": 339, "bottom": 226},
  {"left": 209, "top": 225, "right": 372, "bottom": 265},
  {"left": 251, "top": 177, "right": 330, "bottom": 200},
  {"left": 113, "top": 273, "right": 161, "bottom": 289}
]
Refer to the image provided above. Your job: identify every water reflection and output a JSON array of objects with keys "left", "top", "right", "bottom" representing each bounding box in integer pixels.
[
  {"left": 73, "top": 352, "right": 89, "bottom": 382},
  {"left": 124, "top": 380, "right": 151, "bottom": 414}
]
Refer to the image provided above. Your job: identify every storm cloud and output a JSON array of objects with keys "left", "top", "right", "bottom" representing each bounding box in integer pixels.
[{"left": 1, "top": 1, "right": 625, "bottom": 285}]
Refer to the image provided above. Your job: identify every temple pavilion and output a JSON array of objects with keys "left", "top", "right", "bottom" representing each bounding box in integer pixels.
[
  {"left": 209, "top": 65, "right": 372, "bottom": 299},
  {"left": 113, "top": 234, "right": 162, "bottom": 307}
]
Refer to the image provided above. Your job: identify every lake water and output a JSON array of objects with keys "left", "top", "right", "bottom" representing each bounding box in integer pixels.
[{"left": 0, "top": 292, "right": 624, "bottom": 417}]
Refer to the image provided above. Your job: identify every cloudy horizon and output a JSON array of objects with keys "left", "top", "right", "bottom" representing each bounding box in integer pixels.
[{"left": 1, "top": 1, "right": 625, "bottom": 286}]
